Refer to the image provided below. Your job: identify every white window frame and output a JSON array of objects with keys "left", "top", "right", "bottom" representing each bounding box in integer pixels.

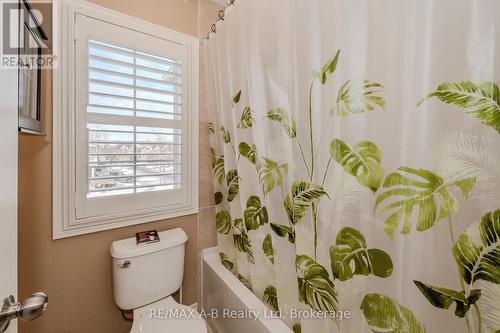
[{"left": 53, "top": 0, "right": 199, "bottom": 239}]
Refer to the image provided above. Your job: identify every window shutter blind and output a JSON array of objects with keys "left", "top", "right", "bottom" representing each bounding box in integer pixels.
[{"left": 86, "top": 39, "right": 183, "bottom": 197}]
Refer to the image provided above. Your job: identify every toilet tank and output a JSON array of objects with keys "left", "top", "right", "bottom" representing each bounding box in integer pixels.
[{"left": 110, "top": 228, "right": 188, "bottom": 310}]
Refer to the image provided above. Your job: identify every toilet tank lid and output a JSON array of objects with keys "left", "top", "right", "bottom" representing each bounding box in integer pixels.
[{"left": 110, "top": 228, "right": 188, "bottom": 259}]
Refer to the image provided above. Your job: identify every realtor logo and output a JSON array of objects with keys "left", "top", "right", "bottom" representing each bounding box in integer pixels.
[{"left": 1, "top": 0, "right": 55, "bottom": 68}]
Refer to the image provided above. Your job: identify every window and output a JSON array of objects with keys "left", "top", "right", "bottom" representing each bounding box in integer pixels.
[
  {"left": 53, "top": 0, "right": 198, "bottom": 238},
  {"left": 86, "top": 40, "right": 183, "bottom": 198}
]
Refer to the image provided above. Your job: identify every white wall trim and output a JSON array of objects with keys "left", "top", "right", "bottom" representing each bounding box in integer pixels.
[{"left": 52, "top": 0, "right": 199, "bottom": 239}]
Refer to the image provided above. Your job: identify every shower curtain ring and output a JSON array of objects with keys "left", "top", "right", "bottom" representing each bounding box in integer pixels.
[
  {"left": 218, "top": 10, "right": 225, "bottom": 20},
  {"left": 211, "top": 24, "right": 217, "bottom": 33}
]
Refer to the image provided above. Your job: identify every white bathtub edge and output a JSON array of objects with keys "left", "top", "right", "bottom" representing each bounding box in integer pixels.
[{"left": 202, "top": 247, "right": 293, "bottom": 333}]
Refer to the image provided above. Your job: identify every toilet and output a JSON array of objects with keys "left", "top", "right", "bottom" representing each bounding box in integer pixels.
[{"left": 110, "top": 228, "right": 207, "bottom": 333}]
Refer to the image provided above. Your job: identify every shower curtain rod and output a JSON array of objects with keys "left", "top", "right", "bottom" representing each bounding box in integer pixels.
[{"left": 200, "top": 0, "right": 236, "bottom": 44}]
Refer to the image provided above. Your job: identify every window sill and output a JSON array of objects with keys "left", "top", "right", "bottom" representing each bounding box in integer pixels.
[{"left": 53, "top": 204, "right": 198, "bottom": 239}]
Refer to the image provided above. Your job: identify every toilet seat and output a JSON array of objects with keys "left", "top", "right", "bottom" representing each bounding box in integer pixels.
[{"left": 130, "top": 296, "right": 207, "bottom": 333}]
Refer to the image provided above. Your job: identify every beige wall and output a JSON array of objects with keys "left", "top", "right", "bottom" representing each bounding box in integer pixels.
[
  {"left": 89, "top": 0, "right": 198, "bottom": 36},
  {"left": 18, "top": 1, "right": 220, "bottom": 332}
]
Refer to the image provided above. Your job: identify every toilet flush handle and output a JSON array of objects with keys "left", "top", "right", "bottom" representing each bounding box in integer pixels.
[{"left": 117, "top": 260, "right": 131, "bottom": 268}]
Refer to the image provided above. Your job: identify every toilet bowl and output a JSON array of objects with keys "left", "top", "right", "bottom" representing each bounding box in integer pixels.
[
  {"left": 110, "top": 228, "right": 206, "bottom": 333},
  {"left": 130, "top": 296, "right": 206, "bottom": 333}
]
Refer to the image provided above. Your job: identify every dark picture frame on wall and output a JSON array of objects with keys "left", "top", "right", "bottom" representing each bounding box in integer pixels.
[{"left": 18, "top": 0, "right": 48, "bottom": 135}]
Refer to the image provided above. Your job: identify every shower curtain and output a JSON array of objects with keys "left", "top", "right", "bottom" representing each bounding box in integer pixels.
[{"left": 204, "top": 0, "right": 500, "bottom": 332}]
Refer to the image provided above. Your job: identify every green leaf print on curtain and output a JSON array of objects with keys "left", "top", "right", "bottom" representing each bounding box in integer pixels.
[
  {"left": 452, "top": 209, "right": 500, "bottom": 285},
  {"left": 270, "top": 223, "right": 295, "bottom": 244},
  {"left": 259, "top": 157, "right": 288, "bottom": 195},
  {"left": 219, "top": 252, "right": 234, "bottom": 271},
  {"left": 220, "top": 126, "right": 231, "bottom": 143},
  {"left": 413, "top": 281, "right": 481, "bottom": 318},
  {"left": 237, "top": 106, "right": 254, "bottom": 129},
  {"left": 263, "top": 285, "right": 279, "bottom": 311},
  {"left": 208, "top": 122, "right": 215, "bottom": 134},
  {"left": 233, "top": 218, "right": 254, "bottom": 264},
  {"left": 214, "top": 191, "right": 223, "bottom": 205},
  {"left": 238, "top": 274, "right": 252, "bottom": 290},
  {"left": 243, "top": 196, "right": 269, "bottom": 230},
  {"left": 284, "top": 181, "right": 328, "bottom": 225},
  {"left": 330, "top": 139, "right": 384, "bottom": 192},
  {"left": 233, "top": 217, "right": 245, "bottom": 233},
  {"left": 226, "top": 169, "right": 240, "bottom": 202},
  {"left": 360, "top": 293, "right": 426, "bottom": 333},
  {"left": 330, "top": 227, "right": 393, "bottom": 281},
  {"left": 314, "top": 49, "right": 340, "bottom": 84},
  {"left": 375, "top": 167, "right": 476, "bottom": 239},
  {"left": 210, "top": 147, "right": 216, "bottom": 167},
  {"left": 266, "top": 108, "right": 297, "bottom": 138},
  {"left": 411, "top": 210, "right": 498, "bottom": 331},
  {"left": 296, "top": 255, "right": 338, "bottom": 312},
  {"left": 216, "top": 210, "right": 231, "bottom": 234},
  {"left": 262, "top": 233, "right": 275, "bottom": 264},
  {"left": 418, "top": 81, "right": 500, "bottom": 134},
  {"left": 239, "top": 142, "right": 257, "bottom": 165},
  {"left": 211, "top": 150, "right": 225, "bottom": 185},
  {"left": 232, "top": 90, "right": 242, "bottom": 104},
  {"left": 331, "top": 79, "right": 385, "bottom": 116}
]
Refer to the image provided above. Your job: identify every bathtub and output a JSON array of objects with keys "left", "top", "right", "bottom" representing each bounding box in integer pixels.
[{"left": 202, "top": 247, "right": 293, "bottom": 333}]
